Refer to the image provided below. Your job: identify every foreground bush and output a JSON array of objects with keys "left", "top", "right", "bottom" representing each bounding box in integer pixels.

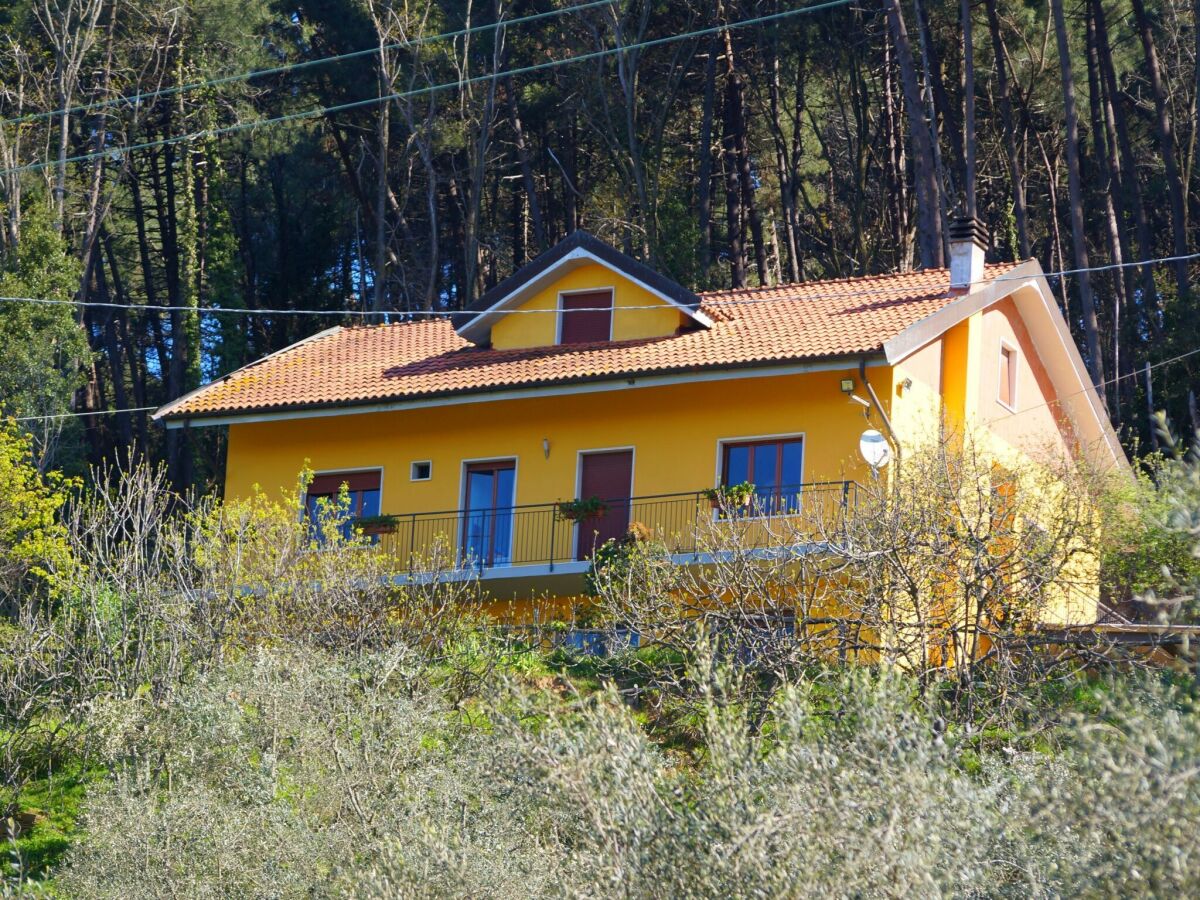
[{"left": 51, "top": 647, "right": 1200, "bottom": 899}]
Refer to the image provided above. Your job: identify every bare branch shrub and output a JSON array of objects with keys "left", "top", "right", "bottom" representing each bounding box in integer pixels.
[
  {"left": 829, "top": 430, "right": 1115, "bottom": 717},
  {"left": 2, "top": 463, "right": 493, "bottom": 850},
  {"left": 586, "top": 427, "right": 1122, "bottom": 732}
]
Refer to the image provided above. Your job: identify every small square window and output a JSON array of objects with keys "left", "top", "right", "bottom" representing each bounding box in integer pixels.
[{"left": 410, "top": 460, "right": 432, "bottom": 481}]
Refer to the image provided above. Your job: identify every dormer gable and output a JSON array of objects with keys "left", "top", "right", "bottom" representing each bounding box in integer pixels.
[{"left": 455, "top": 231, "right": 712, "bottom": 350}]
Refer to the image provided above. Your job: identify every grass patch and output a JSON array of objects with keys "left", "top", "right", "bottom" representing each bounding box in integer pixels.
[{"left": 4, "top": 765, "right": 93, "bottom": 887}]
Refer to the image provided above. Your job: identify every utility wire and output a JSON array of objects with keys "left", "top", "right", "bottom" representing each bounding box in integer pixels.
[
  {"left": 0, "top": 0, "right": 857, "bottom": 178},
  {"left": 7, "top": 255, "right": 1199, "bottom": 425},
  {"left": 12, "top": 406, "right": 157, "bottom": 423},
  {"left": 12, "top": 340, "right": 1200, "bottom": 426},
  {"left": 0, "top": 0, "right": 616, "bottom": 129},
  {"left": 984, "top": 346, "right": 1200, "bottom": 425},
  {"left": 2, "top": 250, "right": 1196, "bottom": 319}
]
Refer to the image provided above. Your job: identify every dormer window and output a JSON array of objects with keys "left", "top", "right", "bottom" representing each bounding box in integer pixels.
[
  {"left": 559, "top": 289, "right": 613, "bottom": 344},
  {"left": 454, "top": 231, "right": 712, "bottom": 349}
]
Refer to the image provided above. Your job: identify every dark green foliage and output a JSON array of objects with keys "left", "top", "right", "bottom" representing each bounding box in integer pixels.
[{"left": 0, "top": 0, "right": 1196, "bottom": 483}]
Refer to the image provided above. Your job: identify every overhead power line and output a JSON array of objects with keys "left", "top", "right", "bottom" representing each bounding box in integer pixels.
[
  {"left": 0, "top": 0, "right": 616, "bottom": 129},
  {"left": 0, "top": 0, "right": 858, "bottom": 178},
  {"left": 985, "top": 345, "right": 1200, "bottom": 425},
  {"left": 12, "top": 337, "right": 1200, "bottom": 426},
  {"left": 12, "top": 406, "right": 158, "bottom": 423},
  {"left": 1, "top": 250, "right": 1196, "bottom": 319}
]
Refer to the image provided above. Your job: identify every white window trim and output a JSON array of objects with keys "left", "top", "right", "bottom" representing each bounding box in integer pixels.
[
  {"left": 410, "top": 460, "right": 433, "bottom": 481},
  {"left": 304, "top": 466, "right": 386, "bottom": 522},
  {"left": 556, "top": 287, "right": 615, "bottom": 345},
  {"left": 572, "top": 446, "right": 637, "bottom": 557},
  {"left": 712, "top": 432, "right": 807, "bottom": 523},
  {"left": 457, "top": 455, "right": 520, "bottom": 564},
  {"left": 998, "top": 339, "right": 1019, "bottom": 412}
]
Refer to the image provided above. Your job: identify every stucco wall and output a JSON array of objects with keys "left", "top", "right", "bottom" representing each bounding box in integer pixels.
[
  {"left": 976, "top": 296, "right": 1076, "bottom": 459},
  {"left": 224, "top": 367, "right": 881, "bottom": 513}
]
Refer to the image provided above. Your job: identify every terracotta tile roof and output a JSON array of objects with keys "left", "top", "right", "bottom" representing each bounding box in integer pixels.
[{"left": 156, "top": 264, "right": 1021, "bottom": 421}]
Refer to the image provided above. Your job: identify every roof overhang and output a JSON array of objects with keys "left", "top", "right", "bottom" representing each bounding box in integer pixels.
[
  {"left": 456, "top": 231, "right": 712, "bottom": 343},
  {"left": 883, "top": 259, "right": 1127, "bottom": 473},
  {"left": 157, "top": 354, "right": 884, "bottom": 429},
  {"left": 151, "top": 325, "right": 345, "bottom": 423}
]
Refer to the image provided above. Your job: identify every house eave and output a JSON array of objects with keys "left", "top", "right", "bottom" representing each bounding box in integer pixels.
[{"left": 159, "top": 352, "right": 887, "bottom": 429}]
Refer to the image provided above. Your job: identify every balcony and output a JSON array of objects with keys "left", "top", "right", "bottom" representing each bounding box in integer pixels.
[{"left": 371, "top": 481, "right": 857, "bottom": 595}]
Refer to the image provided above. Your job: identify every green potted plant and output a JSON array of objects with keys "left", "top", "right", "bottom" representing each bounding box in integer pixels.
[
  {"left": 702, "top": 482, "right": 756, "bottom": 510},
  {"left": 557, "top": 495, "right": 609, "bottom": 523},
  {"left": 352, "top": 513, "right": 401, "bottom": 536}
]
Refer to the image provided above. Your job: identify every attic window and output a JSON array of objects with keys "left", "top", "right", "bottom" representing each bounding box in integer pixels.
[{"left": 559, "top": 290, "right": 613, "bottom": 344}]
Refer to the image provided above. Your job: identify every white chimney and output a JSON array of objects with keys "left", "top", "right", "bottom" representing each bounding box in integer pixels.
[{"left": 948, "top": 215, "right": 988, "bottom": 294}]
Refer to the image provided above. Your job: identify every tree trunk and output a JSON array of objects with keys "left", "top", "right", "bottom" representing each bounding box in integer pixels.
[
  {"left": 103, "top": 229, "right": 149, "bottom": 453},
  {"left": 883, "top": 33, "right": 912, "bottom": 269},
  {"left": 722, "top": 32, "right": 767, "bottom": 285},
  {"left": 767, "top": 36, "right": 802, "bottom": 282},
  {"left": 1129, "top": 0, "right": 1190, "bottom": 302},
  {"left": 506, "top": 79, "right": 547, "bottom": 255},
  {"left": 912, "top": 0, "right": 953, "bottom": 251},
  {"left": 1086, "top": 2, "right": 1126, "bottom": 421},
  {"left": 722, "top": 92, "right": 747, "bottom": 291},
  {"left": 1050, "top": 0, "right": 1105, "bottom": 392},
  {"left": 373, "top": 75, "right": 390, "bottom": 311},
  {"left": 983, "top": 0, "right": 1030, "bottom": 257},
  {"left": 882, "top": 0, "right": 944, "bottom": 268},
  {"left": 697, "top": 36, "right": 718, "bottom": 275},
  {"left": 961, "top": 0, "right": 976, "bottom": 218},
  {"left": 1093, "top": 0, "right": 1162, "bottom": 334}
]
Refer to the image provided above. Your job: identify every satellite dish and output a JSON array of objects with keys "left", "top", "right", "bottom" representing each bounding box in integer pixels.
[{"left": 859, "top": 429, "right": 892, "bottom": 469}]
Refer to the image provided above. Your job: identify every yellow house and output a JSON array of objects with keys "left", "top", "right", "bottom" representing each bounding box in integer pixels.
[{"left": 154, "top": 227, "right": 1123, "bottom": 622}]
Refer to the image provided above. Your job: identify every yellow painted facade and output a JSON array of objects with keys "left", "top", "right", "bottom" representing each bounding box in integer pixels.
[
  {"left": 886, "top": 287, "right": 1101, "bottom": 626},
  {"left": 226, "top": 367, "right": 878, "bottom": 515},
  {"left": 219, "top": 264, "right": 1106, "bottom": 630}
]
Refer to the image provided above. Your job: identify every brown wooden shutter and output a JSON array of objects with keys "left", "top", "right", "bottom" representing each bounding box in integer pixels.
[
  {"left": 309, "top": 470, "right": 382, "bottom": 494},
  {"left": 559, "top": 290, "right": 613, "bottom": 344}
]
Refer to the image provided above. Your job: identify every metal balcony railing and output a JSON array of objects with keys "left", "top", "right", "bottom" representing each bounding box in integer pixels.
[{"left": 373, "top": 481, "right": 857, "bottom": 575}]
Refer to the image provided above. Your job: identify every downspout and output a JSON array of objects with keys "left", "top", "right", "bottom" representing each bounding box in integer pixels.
[{"left": 860, "top": 357, "right": 901, "bottom": 467}]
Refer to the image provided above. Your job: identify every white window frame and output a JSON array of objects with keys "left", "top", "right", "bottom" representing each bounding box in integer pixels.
[
  {"left": 457, "top": 455, "right": 520, "bottom": 567},
  {"left": 998, "top": 340, "right": 1019, "bottom": 412},
  {"left": 711, "top": 432, "right": 807, "bottom": 522},
  {"left": 556, "top": 287, "right": 615, "bottom": 345},
  {"left": 572, "top": 445, "right": 637, "bottom": 555},
  {"left": 410, "top": 460, "right": 433, "bottom": 481}
]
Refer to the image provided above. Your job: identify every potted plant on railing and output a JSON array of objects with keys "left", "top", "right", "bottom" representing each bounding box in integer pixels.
[
  {"left": 557, "top": 495, "right": 609, "bottom": 523},
  {"left": 352, "top": 513, "right": 401, "bottom": 537},
  {"left": 702, "top": 481, "right": 756, "bottom": 511}
]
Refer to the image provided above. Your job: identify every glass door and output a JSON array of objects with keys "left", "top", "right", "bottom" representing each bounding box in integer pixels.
[{"left": 462, "top": 461, "right": 516, "bottom": 567}]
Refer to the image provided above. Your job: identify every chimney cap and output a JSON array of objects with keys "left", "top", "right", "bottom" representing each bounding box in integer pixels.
[{"left": 948, "top": 214, "right": 989, "bottom": 249}]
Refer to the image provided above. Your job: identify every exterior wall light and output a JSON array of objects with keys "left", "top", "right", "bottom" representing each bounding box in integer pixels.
[
  {"left": 542, "top": 437, "right": 551, "bottom": 459},
  {"left": 840, "top": 378, "right": 855, "bottom": 393}
]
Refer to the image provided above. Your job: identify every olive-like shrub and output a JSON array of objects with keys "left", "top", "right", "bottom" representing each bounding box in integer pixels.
[{"left": 57, "top": 648, "right": 1200, "bottom": 899}]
